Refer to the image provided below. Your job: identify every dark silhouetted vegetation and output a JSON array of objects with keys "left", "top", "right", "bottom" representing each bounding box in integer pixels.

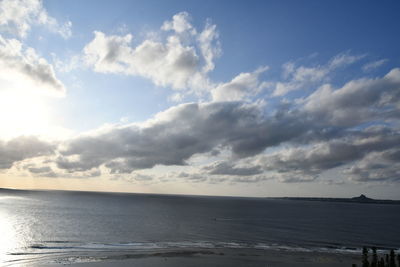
[
  {"left": 371, "top": 247, "right": 378, "bottom": 267},
  {"left": 353, "top": 247, "right": 399, "bottom": 267}
]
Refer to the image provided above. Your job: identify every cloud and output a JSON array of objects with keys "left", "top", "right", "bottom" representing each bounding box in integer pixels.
[
  {"left": 257, "top": 126, "right": 400, "bottom": 182},
  {"left": 0, "top": 35, "right": 66, "bottom": 95},
  {"left": 229, "top": 175, "right": 269, "bottom": 183},
  {"left": 177, "top": 172, "right": 207, "bottom": 182},
  {"left": 83, "top": 31, "right": 134, "bottom": 74},
  {"left": 54, "top": 101, "right": 308, "bottom": 174},
  {"left": 0, "top": 136, "right": 54, "bottom": 169},
  {"left": 303, "top": 68, "right": 400, "bottom": 126},
  {"left": 211, "top": 67, "right": 269, "bottom": 101},
  {"left": 161, "top": 12, "right": 195, "bottom": 34},
  {"left": 15, "top": 156, "right": 102, "bottom": 178},
  {"left": 362, "top": 59, "right": 388, "bottom": 72},
  {"left": 197, "top": 20, "right": 221, "bottom": 73},
  {"left": 346, "top": 149, "right": 400, "bottom": 183},
  {"left": 328, "top": 53, "right": 364, "bottom": 69},
  {"left": 203, "top": 161, "right": 263, "bottom": 176},
  {"left": 131, "top": 173, "right": 153, "bottom": 181},
  {"left": 27, "top": 166, "right": 53, "bottom": 174},
  {"left": 273, "top": 53, "right": 364, "bottom": 96},
  {"left": 0, "top": 0, "right": 72, "bottom": 38},
  {"left": 83, "top": 12, "right": 220, "bottom": 94}
]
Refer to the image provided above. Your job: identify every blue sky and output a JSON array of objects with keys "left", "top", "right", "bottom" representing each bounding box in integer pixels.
[{"left": 0, "top": 0, "right": 400, "bottom": 198}]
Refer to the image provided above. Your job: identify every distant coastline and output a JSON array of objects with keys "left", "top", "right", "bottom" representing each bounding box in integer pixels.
[
  {"left": 277, "top": 194, "right": 400, "bottom": 205},
  {"left": 1, "top": 188, "right": 399, "bottom": 204}
]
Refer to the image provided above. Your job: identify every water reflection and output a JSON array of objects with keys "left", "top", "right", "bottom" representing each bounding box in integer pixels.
[
  {"left": 0, "top": 208, "right": 17, "bottom": 264},
  {"left": 0, "top": 196, "right": 33, "bottom": 265}
]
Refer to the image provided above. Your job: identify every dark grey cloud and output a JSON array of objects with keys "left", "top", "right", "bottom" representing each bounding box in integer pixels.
[
  {"left": 0, "top": 136, "right": 54, "bottom": 169},
  {"left": 203, "top": 161, "right": 263, "bottom": 176},
  {"left": 27, "top": 166, "right": 52, "bottom": 173},
  {"left": 21, "top": 59, "right": 65, "bottom": 92},
  {"left": 25, "top": 165, "right": 59, "bottom": 178},
  {"left": 346, "top": 148, "right": 400, "bottom": 183},
  {"left": 22, "top": 162, "right": 101, "bottom": 178},
  {"left": 56, "top": 102, "right": 309, "bottom": 173},
  {"left": 130, "top": 173, "right": 153, "bottom": 182},
  {"left": 230, "top": 175, "right": 269, "bottom": 183},
  {"left": 177, "top": 172, "right": 207, "bottom": 182},
  {"left": 259, "top": 126, "right": 400, "bottom": 182}
]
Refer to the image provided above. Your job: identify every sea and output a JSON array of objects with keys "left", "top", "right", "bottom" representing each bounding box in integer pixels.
[{"left": 0, "top": 188, "right": 399, "bottom": 266}]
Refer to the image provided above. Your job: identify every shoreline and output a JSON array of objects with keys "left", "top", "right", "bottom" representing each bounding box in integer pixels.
[{"left": 38, "top": 248, "right": 360, "bottom": 267}]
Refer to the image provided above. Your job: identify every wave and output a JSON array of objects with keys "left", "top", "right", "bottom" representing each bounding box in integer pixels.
[
  {"left": 20, "top": 240, "right": 372, "bottom": 253},
  {"left": 5, "top": 240, "right": 398, "bottom": 266}
]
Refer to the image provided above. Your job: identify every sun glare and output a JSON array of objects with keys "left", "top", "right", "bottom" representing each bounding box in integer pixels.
[
  {"left": 0, "top": 207, "right": 17, "bottom": 264},
  {"left": 0, "top": 90, "right": 52, "bottom": 139}
]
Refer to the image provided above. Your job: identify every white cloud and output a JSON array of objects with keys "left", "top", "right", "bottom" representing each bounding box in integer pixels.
[
  {"left": 362, "top": 59, "right": 388, "bottom": 72},
  {"left": 0, "top": 34, "right": 66, "bottom": 95},
  {"left": 303, "top": 68, "right": 400, "bottom": 126},
  {"left": 83, "top": 31, "right": 134, "bottom": 74},
  {"left": 83, "top": 12, "right": 220, "bottom": 95},
  {"left": 198, "top": 20, "right": 221, "bottom": 73},
  {"left": 273, "top": 53, "right": 365, "bottom": 96},
  {"left": 328, "top": 53, "right": 364, "bottom": 69},
  {"left": 211, "top": 66, "right": 268, "bottom": 101},
  {"left": 0, "top": 0, "right": 72, "bottom": 38},
  {"left": 161, "top": 12, "right": 195, "bottom": 35}
]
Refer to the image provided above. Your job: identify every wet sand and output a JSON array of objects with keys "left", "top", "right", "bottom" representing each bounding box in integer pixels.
[{"left": 41, "top": 248, "right": 360, "bottom": 267}]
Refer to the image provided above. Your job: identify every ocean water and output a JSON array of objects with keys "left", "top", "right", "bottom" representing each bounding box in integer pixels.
[{"left": 0, "top": 189, "right": 399, "bottom": 266}]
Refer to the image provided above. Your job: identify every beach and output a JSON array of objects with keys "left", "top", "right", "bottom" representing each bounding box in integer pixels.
[{"left": 41, "top": 248, "right": 360, "bottom": 267}]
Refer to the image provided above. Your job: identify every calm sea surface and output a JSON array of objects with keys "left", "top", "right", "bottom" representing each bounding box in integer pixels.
[{"left": 0, "top": 189, "right": 399, "bottom": 265}]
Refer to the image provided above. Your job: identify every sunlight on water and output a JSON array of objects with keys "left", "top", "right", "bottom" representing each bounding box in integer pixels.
[{"left": 0, "top": 209, "right": 17, "bottom": 264}]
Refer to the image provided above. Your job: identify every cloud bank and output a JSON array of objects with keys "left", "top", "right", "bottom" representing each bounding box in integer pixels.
[{"left": 1, "top": 11, "right": 399, "bottom": 187}]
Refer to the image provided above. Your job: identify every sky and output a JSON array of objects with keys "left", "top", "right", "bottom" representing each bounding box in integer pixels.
[{"left": 0, "top": 0, "right": 400, "bottom": 199}]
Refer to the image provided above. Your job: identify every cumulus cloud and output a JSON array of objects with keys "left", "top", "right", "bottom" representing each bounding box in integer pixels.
[
  {"left": 0, "top": 0, "right": 72, "bottom": 38},
  {"left": 161, "top": 12, "right": 195, "bottom": 34},
  {"left": 53, "top": 101, "right": 308, "bottom": 174},
  {"left": 273, "top": 53, "right": 364, "bottom": 96},
  {"left": 303, "top": 68, "right": 400, "bottom": 126},
  {"left": 0, "top": 136, "right": 54, "bottom": 169},
  {"left": 177, "top": 172, "right": 207, "bottom": 183},
  {"left": 83, "top": 12, "right": 220, "bottom": 94},
  {"left": 203, "top": 161, "right": 262, "bottom": 176},
  {"left": 82, "top": 12, "right": 274, "bottom": 102},
  {"left": 257, "top": 126, "right": 400, "bottom": 182},
  {"left": 0, "top": 35, "right": 66, "bottom": 95},
  {"left": 211, "top": 67, "right": 269, "bottom": 101},
  {"left": 15, "top": 156, "right": 102, "bottom": 178},
  {"left": 346, "top": 149, "right": 400, "bottom": 183}
]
